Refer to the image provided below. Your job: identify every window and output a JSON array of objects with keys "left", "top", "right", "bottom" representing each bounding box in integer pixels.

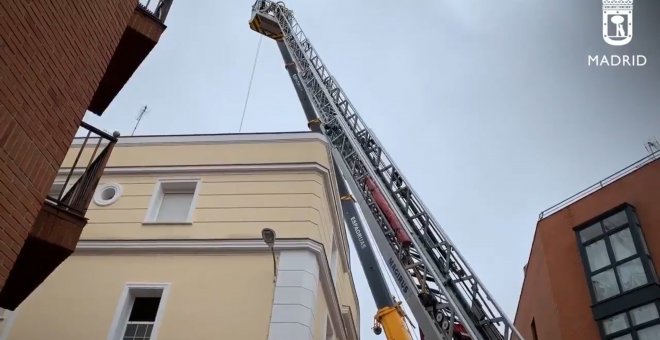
[
  {"left": 330, "top": 237, "right": 339, "bottom": 282},
  {"left": 110, "top": 284, "right": 169, "bottom": 340},
  {"left": 144, "top": 180, "right": 200, "bottom": 224},
  {"left": 123, "top": 297, "right": 160, "bottom": 340},
  {"left": 531, "top": 318, "right": 538, "bottom": 340},
  {"left": 576, "top": 207, "right": 656, "bottom": 302},
  {"left": 601, "top": 301, "right": 660, "bottom": 340},
  {"left": 326, "top": 317, "right": 335, "bottom": 340}
]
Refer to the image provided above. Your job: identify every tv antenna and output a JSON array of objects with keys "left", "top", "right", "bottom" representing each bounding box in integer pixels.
[
  {"left": 644, "top": 137, "right": 660, "bottom": 158},
  {"left": 131, "top": 105, "right": 149, "bottom": 136}
]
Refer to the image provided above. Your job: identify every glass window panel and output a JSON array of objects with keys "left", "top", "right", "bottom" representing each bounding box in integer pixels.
[
  {"left": 145, "top": 324, "right": 153, "bottom": 336},
  {"left": 136, "top": 324, "right": 148, "bottom": 337},
  {"left": 603, "top": 211, "right": 628, "bottom": 231},
  {"left": 602, "top": 312, "right": 629, "bottom": 334},
  {"left": 580, "top": 223, "right": 603, "bottom": 242},
  {"left": 124, "top": 324, "right": 137, "bottom": 336},
  {"left": 585, "top": 240, "right": 610, "bottom": 272},
  {"left": 612, "top": 334, "right": 632, "bottom": 340},
  {"left": 610, "top": 229, "right": 637, "bottom": 261},
  {"left": 129, "top": 297, "right": 161, "bottom": 322},
  {"left": 591, "top": 269, "right": 620, "bottom": 301},
  {"left": 638, "top": 324, "right": 660, "bottom": 340},
  {"left": 630, "top": 303, "right": 659, "bottom": 326},
  {"left": 617, "top": 258, "right": 647, "bottom": 291}
]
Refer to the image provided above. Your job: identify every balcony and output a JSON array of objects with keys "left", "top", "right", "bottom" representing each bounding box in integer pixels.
[
  {"left": 88, "top": 0, "right": 173, "bottom": 115},
  {"left": 0, "top": 123, "right": 118, "bottom": 310}
]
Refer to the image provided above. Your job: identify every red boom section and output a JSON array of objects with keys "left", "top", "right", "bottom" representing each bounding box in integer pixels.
[{"left": 365, "top": 177, "right": 413, "bottom": 248}]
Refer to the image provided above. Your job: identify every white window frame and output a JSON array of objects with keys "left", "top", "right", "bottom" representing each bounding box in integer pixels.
[
  {"left": 107, "top": 283, "right": 171, "bottom": 340},
  {"left": 143, "top": 179, "right": 201, "bottom": 224},
  {"left": 330, "top": 238, "right": 339, "bottom": 279},
  {"left": 325, "top": 316, "right": 336, "bottom": 340},
  {"left": 0, "top": 308, "right": 17, "bottom": 340}
]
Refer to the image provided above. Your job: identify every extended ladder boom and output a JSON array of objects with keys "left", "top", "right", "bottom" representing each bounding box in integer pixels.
[{"left": 250, "top": 2, "right": 523, "bottom": 339}]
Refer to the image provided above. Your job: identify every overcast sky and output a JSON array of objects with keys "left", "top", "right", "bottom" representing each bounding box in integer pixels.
[{"left": 84, "top": 0, "right": 659, "bottom": 338}]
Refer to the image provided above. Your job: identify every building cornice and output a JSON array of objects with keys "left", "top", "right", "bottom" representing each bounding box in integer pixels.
[
  {"left": 72, "top": 132, "right": 329, "bottom": 146},
  {"left": 75, "top": 238, "right": 358, "bottom": 340}
]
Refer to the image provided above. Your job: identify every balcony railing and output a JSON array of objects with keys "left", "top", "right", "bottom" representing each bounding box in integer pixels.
[
  {"left": 46, "top": 122, "right": 119, "bottom": 217},
  {"left": 138, "top": 0, "right": 173, "bottom": 22},
  {"left": 539, "top": 151, "right": 659, "bottom": 220}
]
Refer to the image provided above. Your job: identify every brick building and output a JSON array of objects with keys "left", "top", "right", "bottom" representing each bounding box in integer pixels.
[
  {"left": 514, "top": 154, "right": 660, "bottom": 340},
  {"left": 0, "top": 0, "right": 171, "bottom": 310}
]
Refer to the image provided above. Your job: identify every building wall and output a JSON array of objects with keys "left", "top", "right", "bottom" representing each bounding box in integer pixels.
[
  {"left": 515, "top": 159, "right": 660, "bottom": 340},
  {"left": 0, "top": 0, "right": 137, "bottom": 289},
  {"left": 513, "top": 227, "right": 567, "bottom": 340},
  {"left": 4, "top": 134, "right": 360, "bottom": 339},
  {"left": 83, "top": 172, "right": 333, "bottom": 243},
  {"left": 7, "top": 254, "right": 276, "bottom": 340}
]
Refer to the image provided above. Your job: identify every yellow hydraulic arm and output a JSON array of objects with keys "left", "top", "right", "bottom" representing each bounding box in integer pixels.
[{"left": 373, "top": 302, "right": 414, "bottom": 340}]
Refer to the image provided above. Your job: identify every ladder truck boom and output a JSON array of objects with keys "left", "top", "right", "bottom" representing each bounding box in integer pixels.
[
  {"left": 276, "top": 26, "right": 414, "bottom": 340},
  {"left": 249, "top": 2, "right": 523, "bottom": 340}
]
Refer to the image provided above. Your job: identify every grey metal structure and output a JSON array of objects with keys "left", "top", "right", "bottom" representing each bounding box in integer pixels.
[{"left": 250, "top": 2, "right": 524, "bottom": 339}]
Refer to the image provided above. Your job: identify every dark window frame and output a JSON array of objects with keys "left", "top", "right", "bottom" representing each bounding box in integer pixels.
[
  {"left": 575, "top": 204, "right": 657, "bottom": 305},
  {"left": 598, "top": 300, "right": 660, "bottom": 340}
]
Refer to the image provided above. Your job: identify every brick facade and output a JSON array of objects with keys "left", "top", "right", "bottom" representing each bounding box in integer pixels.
[
  {"left": 514, "top": 159, "right": 660, "bottom": 340},
  {"left": 0, "top": 0, "right": 137, "bottom": 289}
]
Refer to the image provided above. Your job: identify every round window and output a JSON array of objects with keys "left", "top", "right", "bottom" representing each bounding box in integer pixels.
[{"left": 94, "top": 183, "right": 122, "bottom": 206}]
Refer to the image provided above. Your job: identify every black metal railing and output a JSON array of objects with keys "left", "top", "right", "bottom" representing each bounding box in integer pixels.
[
  {"left": 539, "top": 151, "right": 659, "bottom": 220},
  {"left": 46, "top": 122, "right": 119, "bottom": 217},
  {"left": 138, "top": 0, "right": 173, "bottom": 22}
]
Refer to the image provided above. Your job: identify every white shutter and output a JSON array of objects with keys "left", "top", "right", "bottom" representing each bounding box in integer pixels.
[{"left": 156, "top": 192, "right": 194, "bottom": 222}]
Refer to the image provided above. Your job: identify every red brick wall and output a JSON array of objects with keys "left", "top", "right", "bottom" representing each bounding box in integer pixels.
[
  {"left": 515, "top": 159, "right": 660, "bottom": 340},
  {"left": 0, "top": 0, "right": 137, "bottom": 288},
  {"left": 513, "top": 234, "right": 564, "bottom": 340}
]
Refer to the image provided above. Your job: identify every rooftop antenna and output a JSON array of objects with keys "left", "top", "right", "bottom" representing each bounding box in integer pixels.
[
  {"left": 644, "top": 137, "right": 660, "bottom": 159},
  {"left": 131, "top": 105, "right": 149, "bottom": 136}
]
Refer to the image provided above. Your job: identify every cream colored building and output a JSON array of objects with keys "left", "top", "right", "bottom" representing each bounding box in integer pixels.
[{"left": 0, "top": 132, "right": 360, "bottom": 340}]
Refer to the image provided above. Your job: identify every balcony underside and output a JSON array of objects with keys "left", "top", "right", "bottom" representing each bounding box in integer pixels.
[
  {"left": 0, "top": 204, "right": 86, "bottom": 310},
  {"left": 88, "top": 6, "right": 166, "bottom": 115}
]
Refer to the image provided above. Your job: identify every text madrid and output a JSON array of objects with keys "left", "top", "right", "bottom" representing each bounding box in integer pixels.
[{"left": 588, "top": 55, "right": 647, "bottom": 66}]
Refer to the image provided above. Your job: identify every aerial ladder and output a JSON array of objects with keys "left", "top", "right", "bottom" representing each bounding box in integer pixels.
[{"left": 249, "top": 2, "right": 524, "bottom": 340}]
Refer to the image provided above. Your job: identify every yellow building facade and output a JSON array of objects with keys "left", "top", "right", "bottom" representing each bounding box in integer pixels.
[{"left": 0, "top": 132, "right": 360, "bottom": 340}]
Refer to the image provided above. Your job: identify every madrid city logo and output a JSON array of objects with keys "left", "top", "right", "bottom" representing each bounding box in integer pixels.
[
  {"left": 588, "top": 0, "right": 646, "bottom": 67},
  {"left": 602, "top": 0, "right": 633, "bottom": 46}
]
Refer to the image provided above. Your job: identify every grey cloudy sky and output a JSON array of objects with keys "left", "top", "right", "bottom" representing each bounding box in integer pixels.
[{"left": 84, "top": 0, "right": 660, "bottom": 338}]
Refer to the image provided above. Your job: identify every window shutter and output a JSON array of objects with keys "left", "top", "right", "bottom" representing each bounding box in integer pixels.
[{"left": 156, "top": 192, "right": 194, "bottom": 222}]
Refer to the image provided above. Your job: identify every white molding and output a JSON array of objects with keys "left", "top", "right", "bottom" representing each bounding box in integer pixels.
[
  {"left": 76, "top": 239, "right": 355, "bottom": 340},
  {"left": 107, "top": 282, "right": 171, "bottom": 340},
  {"left": 76, "top": 239, "right": 322, "bottom": 254},
  {"left": 341, "top": 305, "right": 359, "bottom": 340},
  {"left": 0, "top": 308, "right": 18, "bottom": 340},
  {"left": 71, "top": 132, "right": 329, "bottom": 147},
  {"left": 60, "top": 163, "right": 329, "bottom": 176}
]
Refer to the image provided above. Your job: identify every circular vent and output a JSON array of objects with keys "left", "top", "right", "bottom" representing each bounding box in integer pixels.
[{"left": 94, "top": 183, "right": 122, "bottom": 206}]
